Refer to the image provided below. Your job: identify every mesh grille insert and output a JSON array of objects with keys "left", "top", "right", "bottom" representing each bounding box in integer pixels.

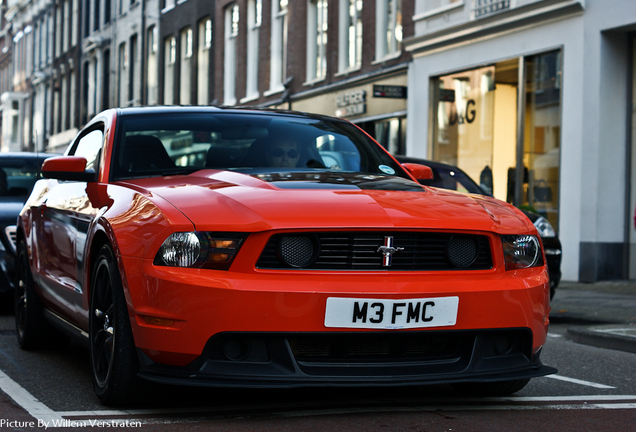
[{"left": 257, "top": 232, "right": 492, "bottom": 271}]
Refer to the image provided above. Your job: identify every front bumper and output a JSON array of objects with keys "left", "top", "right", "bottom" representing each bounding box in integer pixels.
[
  {"left": 137, "top": 328, "right": 556, "bottom": 388},
  {"left": 120, "top": 256, "right": 552, "bottom": 371}
]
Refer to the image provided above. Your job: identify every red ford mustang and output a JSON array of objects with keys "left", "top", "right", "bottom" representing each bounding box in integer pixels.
[{"left": 15, "top": 107, "right": 555, "bottom": 405}]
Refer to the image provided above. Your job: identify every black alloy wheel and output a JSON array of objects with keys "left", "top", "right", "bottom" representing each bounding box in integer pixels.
[
  {"left": 89, "top": 244, "right": 141, "bottom": 406},
  {"left": 15, "top": 240, "right": 47, "bottom": 349}
]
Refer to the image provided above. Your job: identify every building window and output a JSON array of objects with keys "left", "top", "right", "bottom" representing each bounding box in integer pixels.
[
  {"left": 162, "top": 0, "right": 175, "bottom": 13},
  {"left": 102, "top": 49, "right": 110, "bottom": 111},
  {"left": 307, "top": 0, "right": 327, "bottom": 82},
  {"left": 118, "top": 42, "right": 127, "bottom": 106},
  {"left": 197, "top": 19, "right": 211, "bottom": 105},
  {"left": 245, "top": 0, "right": 261, "bottom": 100},
  {"left": 69, "top": 71, "right": 76, "bottom": 127},
  {"left": 270, "top": 0, "right": 288, "bottom": 92},
  {"left": 164, "top": 36, "right": 176, "bottom": 105},
  {"left": 94, "top": 0, "right": 100, "bottom": 32},
  {"left": 224, "top": 4, "right": 239, "bottom": 105},
  {"left": 84, "top": 0, "right": 90, "bottom": 38},
  {"left": 339, "top": 0, "right": 362, "bottom": 73},
  {"left": 180, "top": 27, "right": 192, "bottom": 105},
  {"left": 105, "top": 0, "right": 111, "bottom": 24},
  {"left": 61, "top": 74, "right": 68, "bottom": 131},
  {"left": 55, "top": 6, "right": 62, "bottom": 57},
  {"left": 72, "top": 0, "right": 79, "bottom": 46},
  {"left": 63, "top": 0, "right": 70, "bottom": 52},
  {"left": 147, "top": 26, "right": 158, "bottom": 105},
  {"left": 377, "top": 0, "right": 402, "bottom": 60},
  {"left": 129, "top": 34, "right": 137, "bottom": 105}
]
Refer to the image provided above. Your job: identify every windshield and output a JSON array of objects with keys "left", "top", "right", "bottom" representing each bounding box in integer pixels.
[{"left": 111, "top": 112, "right": 408, "bottom": 181}]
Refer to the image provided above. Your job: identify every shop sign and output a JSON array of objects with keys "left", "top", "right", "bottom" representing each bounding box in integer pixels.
[
  {"left": 335, "top": 89, "right": 367, "bottom": 118},
  {"left": 439, "top": 89, "right": 456, "bottom": 102},
  {"left": 449, "top": 99, "right": 476, "bottom": 125},
  {"left": 373, "top": 85, "right": 407, "bottom": 99}
]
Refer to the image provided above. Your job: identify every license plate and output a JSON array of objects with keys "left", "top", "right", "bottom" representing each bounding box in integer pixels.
[{"left": 324, "top": 297, "right": 459, "bottom": 329}]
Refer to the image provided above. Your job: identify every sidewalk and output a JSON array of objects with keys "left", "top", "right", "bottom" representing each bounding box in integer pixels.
[{"left": 550, "top": 280, "right": 636, "bottom": 353}]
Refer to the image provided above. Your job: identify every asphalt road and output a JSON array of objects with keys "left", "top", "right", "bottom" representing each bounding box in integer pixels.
[{"left": 1, "top": 309, "right": 636, "bottom": 431}]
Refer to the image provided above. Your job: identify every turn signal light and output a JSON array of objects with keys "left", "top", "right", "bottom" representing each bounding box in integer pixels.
[{"left": 143, "top": 316, "right": 175, "bottom": 327}]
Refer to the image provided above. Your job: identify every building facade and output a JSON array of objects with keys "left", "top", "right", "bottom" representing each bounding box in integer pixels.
[
  {"left": 213, "top": 0, "right": 414, "bottom": 154},
  {"left": 159, "top": 0, "right": 214, "bottom": 106},
  {"left": 403, "top": 0, "right": 636, "bottom": 282}
]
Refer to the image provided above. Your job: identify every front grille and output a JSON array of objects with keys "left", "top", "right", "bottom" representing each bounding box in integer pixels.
[
  {"left": 194, "top": 329, "right": 533, "bottom": 380},
  {"left": 256, "top": 232, "right": 492, "bottom": 270}
]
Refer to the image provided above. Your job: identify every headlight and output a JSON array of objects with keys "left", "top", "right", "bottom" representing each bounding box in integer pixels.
[
  {"left": 533, "top": 216, "right": 556, "bottom": 238},
  {"left": 502, "top": 235, "right": 543, "bottom": 270},
  {"left": 155, "top": 232, "right": 245, "bottom": 270}
]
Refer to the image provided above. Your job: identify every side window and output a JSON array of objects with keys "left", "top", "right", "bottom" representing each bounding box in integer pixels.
[{"left": 71, "top": 128, "right": 104, "bottom": 172}]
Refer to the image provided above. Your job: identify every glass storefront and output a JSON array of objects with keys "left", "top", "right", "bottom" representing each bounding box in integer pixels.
[
  {"left": 357, "top": 116, "right": 407, "bottom": 155},
  {"left": 431, "top": 50, "right": 562, "bottom": 232}
]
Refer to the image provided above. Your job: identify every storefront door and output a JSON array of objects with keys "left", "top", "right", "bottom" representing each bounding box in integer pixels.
[{"left": 431, "top": 50, "right": 562, "bottom": 233}]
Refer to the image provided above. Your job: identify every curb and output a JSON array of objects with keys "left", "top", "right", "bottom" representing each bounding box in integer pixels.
[{"left": 566, "top": 326, "right": 636, "bottom": 354}]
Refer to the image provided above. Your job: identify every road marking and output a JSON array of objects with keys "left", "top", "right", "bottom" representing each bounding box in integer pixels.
[
  {"left": 594, "top": 403, "right": 636, "bottom": 409},
  {"left": 545, "top": 374, "right": 616, "bottom": 389},
  {"left": 547, "top": 333, "right": 563, "bottom": 338},
  {"left": 0, "top": 369, "right": 65, "bottom": 423},
  {"left": 0, "top": 366, "right": 632, "bottom": 424}
]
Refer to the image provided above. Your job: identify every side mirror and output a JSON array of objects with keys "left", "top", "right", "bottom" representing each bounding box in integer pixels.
[
  {"left": 42, "top": 156, "right": 96, "bottom": 182},
  {"left": 401, "top": 163, "right": 434, "bottom": 181}
]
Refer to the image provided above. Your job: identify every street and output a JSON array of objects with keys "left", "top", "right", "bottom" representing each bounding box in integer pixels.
[{"left": 1, "top": 311, "right": 636, "bottom": 431}]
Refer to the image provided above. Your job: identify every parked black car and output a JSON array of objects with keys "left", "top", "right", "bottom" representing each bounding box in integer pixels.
[
  {"left": 397, "top": 156, "right": 562, "bottom": 299},
  {"left": 0, "top": 153, "right": 54, "bottom": 309}
]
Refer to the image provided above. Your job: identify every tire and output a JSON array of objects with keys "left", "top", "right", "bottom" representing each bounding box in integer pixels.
[
  {"left": 450, "top": 379, "right": 530, "bottom": 397},
  {"left": 89, "top": 244, "right": 142, "bottom": 406},
  {"left": 14, "top": 240, "right": 48, "bottom": 349}
]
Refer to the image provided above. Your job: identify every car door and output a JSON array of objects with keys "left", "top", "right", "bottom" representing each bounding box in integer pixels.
[{"left": 33, "top": 126, "right": 104, "bottom": 322}]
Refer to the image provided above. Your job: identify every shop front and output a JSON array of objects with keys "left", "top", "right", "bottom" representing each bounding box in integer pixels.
[
  {"left": 430, "top": 51, "right": 562, "bottom": 233},
  {"left": 290, "top": 72, "right": 408, "bottom": 155}
]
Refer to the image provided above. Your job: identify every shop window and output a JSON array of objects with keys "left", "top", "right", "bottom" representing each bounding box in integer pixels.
[
  {"left": 358, "top": 116, "right": 407, "bottom": 156},
  {"left": 431, "top": 50, "right": 562, "bottom": 232}
]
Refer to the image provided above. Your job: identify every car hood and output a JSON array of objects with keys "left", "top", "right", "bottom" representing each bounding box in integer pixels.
[{"left": 121, "top": 170, "right": 533, "bottom": 234}]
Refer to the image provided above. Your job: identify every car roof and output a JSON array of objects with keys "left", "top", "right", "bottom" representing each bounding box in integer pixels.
[
  {"left": 0, "top": 152, "right": 54, "bottom": 159},
  {"left": 113, "top": 106, "right": 346, "bottom": 124}
]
